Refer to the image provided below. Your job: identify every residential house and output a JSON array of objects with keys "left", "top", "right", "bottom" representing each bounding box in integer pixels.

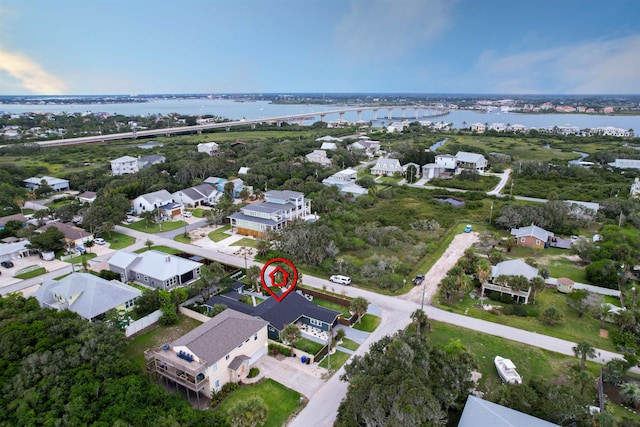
[
  {"left": 197, "top": 142, "right": 221, "bottom": 156},
  {"left": 110, "top": 156, "right": 139, "bottom": 175},
  {"left": 421, "top": 163, "right": 447, "bottom": 180},
  {"left": 137, "top": 155, "right": 166, "bottom": 170},
  {"left": 172, "top": 184, "right": 221, "bottom": 207},
  {"left": 632, "top": 178, "right": 640, "bottom": 198},
  {"left": 238, "top": 166, "right": 250, "bottom": 175},
  {"left": 305, "top": 150, "right": 332, "bottom": 166},
  {"left": 458, "top": 395, "right": 560, "bottom": 427},
  {"left": 320, "top": 142, "right": 338, "bottom": 151},
  {"left": 455, "top": 151, "right": 488, "bottom": 173},
  {"left": 322, "top": 168, "right": 368, "bottom": 198},
  {"left": 370, "top": 158, "right": 402, "bottom": 176},
  {"left": 402, "top": 162, "right": 421, "bottom": 180},
  {"left": 24, "top": 176, "right": 70, "bottom": 192},
  {"left": 349, "top": 140, "right": 381, "bottom": 156},
  {"left": 386, "top": 121, "right": 410, "bottom": 133},
  {"left": 470, "top": 123, "right": 486, "bottom": 133},
  {"left": 204, "top": 177, "right": 251, "bottom": 198},
  {"left": 609, "top": 159, "right": 640, "bottom": 169},
  {"left": 483, "top": 259, "right": 539, "bottom": 304},
  {"left": 37, "top": 222, "right": 93, "bottom": 250},
  {"left": 144, "top": 309, "right": 268, "bottom": 396},
  {"left": 108, "top": 250, "right": 202, "bottom": 290},
  {"left": 0, "top": 239, "right": 31, "bottom": 263},
  {"left": 435, "top": 154, "right": 457, "bottom": 170},
  {"left": 76, "top": 191, "right": 97, "bottom": 204},
  {"left": 510, "top": 224, "right": 554, "bottom": 249},
  {"left": 206, "top": 290, "right": 340, "bottom": 342},
  {"left": 489, "top": 123, "right": 507, "bottom": 132},
  {"left": 228, "top": 190, "right": 312, "bottom": 238},
  {"left": 315, "top": 135, "right": 342, "bottom": 143},
  {"left": 32, "top": 272, "right": 141, "bottom": 322},
  {"left": 132, "top": 189, "right": 182, "bottom": 218},
  {"left": 0, "top": 213, "right": 27, "bottom": 231}
]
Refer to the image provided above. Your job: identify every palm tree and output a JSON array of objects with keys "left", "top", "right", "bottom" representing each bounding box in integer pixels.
[
  {"left": 529, "top": 276, "right": 546, "bottom": 304},
  {"left": 84, "top": 239, "right": 95, "bottom": 254},
  {"left": 256, "top": 239, "right": 270, "bottom": 257},
  {"left": 227, "top": 396, "right": 268, "bottom": 427},
  {"left": 350, "top": 297, "right": 369, "bottom": 324},
  {"left": 573, "top": 341, "right": 596, "bottom": 371},
  {"left": 411, "top": 309, "right": 432, "bottom": 335},
  {"left": 281, "top": 323, "right": 301, "bottom": 356},
  {"left": 476, "top": 259, "right": 491, "bottom": 284},
  {"left": 620, "top": 382, "right": 640, "bottom": 408}
]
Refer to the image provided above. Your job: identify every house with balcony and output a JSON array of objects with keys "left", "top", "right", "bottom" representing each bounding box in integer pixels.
[
  {"left": 481, "top": 259, "right": 539, "bottom": 304},
  {"left": 33, "top": 272, "right": 141, "bottom": 322},
  {"left": 435, "top": 154, "right": 457, "bottom": 170},
  {"left": 132, "top": 189, "right": 182, "bottom": 218},
  {"left": 24, "top": 176, "right": 70, "bottom": 192},
  {"left": 455, "top": 151, "right": 488, "bottom": 173},
  {"left": 144, "top": 309, "right": 268, "bottom": 397},
  {"left": 110, "top": 156, "right": 139, "bottom": 175},
  {"left": 172, "top": 184, "right": 221, "bottom": 208},
  {"left": 108, "top": 250, "right": 202, "bottom": 290},
  {"left": 228, "top": 190, "right": 312, "bottom": 238},
  {"left": 370, "top": 158, "right": 402, "bottom": 176},
  {"left": 470, "top": 123, "right": 487, "bottom": 133}
]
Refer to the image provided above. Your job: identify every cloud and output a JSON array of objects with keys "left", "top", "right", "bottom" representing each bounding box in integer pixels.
[
  {"left": 474, "top": 35, "right": 640, "bottom": 94},
  {"left": 0, "top": 48, "right": 66, "bottom": 94},
  {"left": 333, "top": 0, "right": 453, "bottom": 63}
]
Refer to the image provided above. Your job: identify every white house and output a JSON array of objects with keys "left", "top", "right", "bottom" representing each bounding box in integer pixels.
[
  {"left": 111, "top": 156, "right": 139, "bottom": 175},
  {"left": 322, "top": 168, "right": 368, "bottom": 198},
  {"left": 386, "top": 121, "right": 410, "bottom": 133},
  {"left": 305, "top": 149, "right": 332, "bottom": 166},
  {"left": 33, "top": 273, "right": 141, "bottom": 322},
  {"left": 421, "top": 163, "right": 447, "bottom": 180},
  {"left": 24, "top": 176, "right": 70, "bottom": 192},
  {"left": 76, "top": 191, "right": 97, "bottom": 204},
  {"left": 489, "top": 123, "right": 507, "bottom": 132},
  {"left": 144, "top": 309, "right": 268, "bottom": 396},
  {"left": 109, "top": 250, "right": 202, "bottom": 290},
  {"left": 132, "top": 189, "right": 182, "bottom": 218},
  {"left": 631, "top": 177, "right": 640, "bottom": 198},
  {"left": 229, "top": 190, "right": 312, "bottom": 237},
  {"left": 349, "top": 140, "right": 381, "bottom": 156},
  {"left": 197, "top": 142, "right": 220, "bottom": 156},
  {"left": 455, "top": 151, "right": 488, "bottom": 172},
  {"left": 370, "top": 158, "right": 402, "bottom": 176},
  {"left": 320, "top": 142, "right": 338, "bottom": 151},
  {"left": 609, "top": 159, "right": 640, "bottom": 170},
  {"left": 435, "top": 154, "right": 457, "bottom": 170},
  {"left": 172, "top": 183, "right": 221, "bottom": 207},
  {"left": 470, "top": 123, "right": 487, "bottom": 133}
]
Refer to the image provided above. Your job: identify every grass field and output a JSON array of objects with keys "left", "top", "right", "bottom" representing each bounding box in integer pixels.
[
  {"left": 230, "top": 237, "right": 258, "bottom": 248},
  {"left": 208, "top": 225, "right": 232, "bottom": 242},
  {"left": 352, "top": 314, "right": 381, "bottom": 332},
  {"left": 215, "top": 379, "right": 302, "bottom": 427},
  {"left": 318, "top": 350, "right": 351, "bottom": 370},
  {"left": 313, "top": 298, "right": 351, "bottom": 318},
  {"left": 339, "top": 338, "right": 360, "bottom": 351},
  {"left": 104, "top": 231, "right": 135, "bottom": 250},
  {"left": 135, "top": 245, "right": 182, "bottom": 255},
  {"left": 294, "top": 337, "right": 324, "bottom": 355},
  {"left": 173, "top": 233, "right": 191, "bottom": 244},
  {"left": 125, "top": 220, "right": 187, "bottom": 234},
  {"left": 14, "top": 266, "right": 47, "bottom": 279}
]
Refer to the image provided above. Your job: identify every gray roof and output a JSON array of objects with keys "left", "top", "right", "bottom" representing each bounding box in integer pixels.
[
  {"left": 0, "top": 213, "right": 27, "bottom": 227},
  {"left": 0, "top": 240, "right": 30, "bottom": 257},
  {"left": 173, "top": 309, "right": 267, "bottom": 365},
  {"left": 24, "top": 176, "right": 69, "bottom": 186},
  {"left": 112, "top": 155, "right": 137, "bottom": 163},
  {"left": 492, "top": 259, "right": 539, "bottom": 280},
  {"left": 139, "top": 155, "right": 165, "bottom": 164},
  {"left": 33, "top": 273, "right": 141, "bottom": 320},
  {"left": 265, "top": 190, "right": 303, "bottom": 200},
  {"left": 373, "top": 158, "right": 401, "bottom": 169},
  {"left": 455, "top": 151, "right": 486, "bottom": 164},
  {"left": 229, "top": 212, "right": 280, "bottom": 226},
  {"left": 242, "top": 202, "right": 290, "bottom": 214},
  {"left": 139, "top": 189, "right": 173, "bottom": 204},
  {"left": 511, "top": 225, "right": 554, "bottom": 241},
  {"left": 124, "top": 250, "right": 201, "bottom": 281},
  {"left": 108, "top": 251, "right": 139, "bottom": 269},
  {"left": 458, "top": 395, "right": 560, "bottom": 427}
]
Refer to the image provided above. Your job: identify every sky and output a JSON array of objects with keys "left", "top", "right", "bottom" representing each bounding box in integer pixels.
[{"left": 0, "top": 0, "right": 639, "bottom": 95}]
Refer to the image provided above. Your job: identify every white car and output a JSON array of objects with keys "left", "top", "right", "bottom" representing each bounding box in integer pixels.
[
  {"left": 183, "top": 211, "right": 192, "bottom": 218},
  {"left": 94, "top": 237, "right": 106, "bottom": 245},
  {"left": 329, "top": 275, "right": 352, "bottom": 285}
]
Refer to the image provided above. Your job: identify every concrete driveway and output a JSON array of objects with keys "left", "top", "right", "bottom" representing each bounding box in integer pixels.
[{"left": 253, "top": 354, "right": 325, "bottom": 399}]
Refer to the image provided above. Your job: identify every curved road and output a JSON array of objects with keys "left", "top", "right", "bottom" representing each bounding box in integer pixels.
[{"left": 3, "top": 224, "right": 632, "bottom": 426}]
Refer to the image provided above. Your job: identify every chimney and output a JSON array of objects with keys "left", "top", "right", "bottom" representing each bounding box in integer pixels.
[{"left": 166, "top": 255, "right": 171, "bottom": 262}]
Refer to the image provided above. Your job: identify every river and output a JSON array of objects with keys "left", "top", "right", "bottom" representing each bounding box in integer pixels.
[{"left": 1, "top": 98, "right": 638, "bottom": 131}]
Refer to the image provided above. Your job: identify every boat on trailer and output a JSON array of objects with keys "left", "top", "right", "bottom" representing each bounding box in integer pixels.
[{"left": 494, "top": 356, "right": 522, "bottom": 384}]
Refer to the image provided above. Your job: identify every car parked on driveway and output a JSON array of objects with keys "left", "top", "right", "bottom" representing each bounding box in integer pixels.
[
  {"left": 1, "top": 260, "right": 14, "bottom": 268},
  {"left": 94, "top": 237, "right": 106, "bottom": 245},
  {"left": 464, "top": 225, "right": 472, "bottom": 233},
  {"left": 329, "top": 275, "right": 352, "bottom": 285}
]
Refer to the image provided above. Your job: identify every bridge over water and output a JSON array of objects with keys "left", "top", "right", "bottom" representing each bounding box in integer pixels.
[{"left": 35, "top": 105, "right": 449, "bottom": 147}]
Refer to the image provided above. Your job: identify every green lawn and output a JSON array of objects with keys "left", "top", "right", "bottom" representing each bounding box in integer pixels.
[
  {"left": 135, "top": 245, "right": 182, "bottom": 255},
  {"left": 339, "top": 338, "right": 360, "bottom": 351},
  {"left": 215, "top": 379, "right": 302, "bottom": 427},
  {"left": 541, "top": 256, "right": 588, "bottom": 283},
  {"left": 173, "top": 233, "right": 191, "bottom": 244},
  {"left": 230, "top": 237, "right": 258, "bottom": 248},
  {"left": 190, "top": 208, "right": 205, "bottom": 218},
  {"left": 125, "top": 220, "right": 187, "bottom": 234},
  {"left": 318, "top": 350, "right": 351, "bottom": 370},
  {"left": 104, "top": 231, "right": 135, "bottom": 250},
  {"left": 14, "top": 267, "right": 47, "bottom": 279},
  {"left": 436, "top": 288, "right": 615, "bottom": 352},
  {"left": 294, "top": 337, "right": 325, "bottom": 355},
  {"left": 313, "top": 298, "right": 351, "bottom": 318},
  {"left": 123, "top": 315, "right": 202, "bottom": 370},
  {"left": 208, "top": 225, "right": 232, "bottom": 242},
  {"left": 352, "top": 314, "right": 381, "bottom": 332}
]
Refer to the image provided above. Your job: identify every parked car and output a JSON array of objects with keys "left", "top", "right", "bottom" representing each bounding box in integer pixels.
[
  {"left": 464, "top": 225, "right": 472, "bottom": 233},
  {"left": 183, "top": 211, "right": 192, "bottom": 218},
  {"left": 412, "top": 274, "right": 425, "bottom": 285},
  {"left": 94, "top": 237, "right": 106, "bottom": 245},
  {"left": 329, "top": 275, "right": 352, "bottom": 285},
  {"left": 1, "top": 260, "right": 14, "bottom": 268}
]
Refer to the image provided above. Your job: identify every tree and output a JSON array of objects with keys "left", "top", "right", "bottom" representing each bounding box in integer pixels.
[
  {"left": 541, "top": 307, "right": 563, "bottom": 325},
  {"left": 410, "top": 309, "right": 431, "bottom": 336},
  {"left": 246, "top": 265, "right": 262, "bottom": 292},
  {"left": 573, "top": 341, "right": 596, "bottom": 370},
  {"left": 567, "top": 289, "right": 590, "bottom": 317},
  {"left": 140, "top": 210, "right": 157, "bottom": 229},
  {"left": 476, "top": 259, "right": 491, "bottom": 284},
  {"left": 144, "top": 239, "right": 154, "bottom": 250},
  {"left": 620, "top": 382, "right": 640, "bottom": 408},
  {"left": 281, "top": 323, "right": 301, "bottom": 356},
  {"left": 84, "top": 239, "right": 95, "bottom": 253},
  {"left": 102, "top": 221, "right": 114, "bottom": 238},
  {"left": 529, "top": 276, "right": 546, "bottom": 304},
  {"left": 350, "top": 297, "right": 369, "bottom": 324},
  {"left": 227, "top": 396, "right": 268, "bottom": 427},
  {"left": 26, "top": 226, "right": 66, "bottom": 253},
  {"left": 256, "top": 239, "right": 271, "bottom": 258}
]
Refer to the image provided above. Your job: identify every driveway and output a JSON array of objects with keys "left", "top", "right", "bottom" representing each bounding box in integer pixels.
[{"left": 253, "top": 355, "right": 325, "bottom": 399}]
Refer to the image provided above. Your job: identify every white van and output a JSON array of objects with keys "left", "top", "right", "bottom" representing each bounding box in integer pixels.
[{"left": 330, "top": 275, "right": 352, "bottom": 285}]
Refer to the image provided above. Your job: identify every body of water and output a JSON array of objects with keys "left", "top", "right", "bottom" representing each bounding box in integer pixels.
[{"left": 1, "top": 98, "right": 639, "bottom": 131}]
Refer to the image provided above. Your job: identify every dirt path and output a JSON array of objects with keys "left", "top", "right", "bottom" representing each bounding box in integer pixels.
[{"left": 401, "top": 231, "right": 480, "bottom": 305}]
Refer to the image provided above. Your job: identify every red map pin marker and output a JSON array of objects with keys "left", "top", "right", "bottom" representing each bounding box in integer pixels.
[{"left": 260, "top": 257, "right": 298, "bottom": 302}]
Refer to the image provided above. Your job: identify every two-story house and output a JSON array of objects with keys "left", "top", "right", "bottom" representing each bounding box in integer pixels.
[
  {"left": 322, "top": 168, "right": 368, "bottom": 198},
  {"left": 370, "top": 158, "right": 402, "bottom": 176},
  {"left": 228, "top": 190, "right": 312, "bottom": 237},
  {"left": 132, "top": 189, "right": 182, "bottom": 218},
  {"left": 197, "top": 142, "right": 220, "bottom": 156},
  {"left": 455, "top": 151, "right": 488, "bottom": 173},
  {"left": 111, "top": 156, "right": 139, "bottom": 175},
  {"left": 305, "top": 150, "right": 332, "bottom": 166}
]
